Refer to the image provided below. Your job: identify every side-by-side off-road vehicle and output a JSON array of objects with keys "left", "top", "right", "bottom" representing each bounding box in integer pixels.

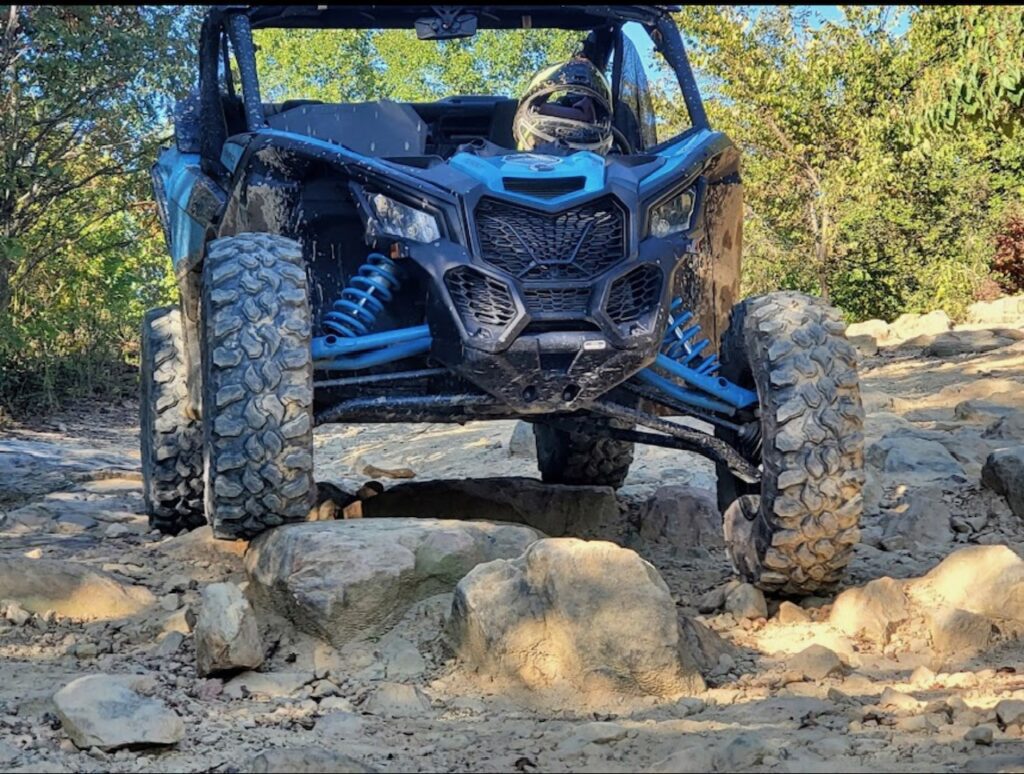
[{"left": 143, "top": 5, "right": 865, "bottom": 595}]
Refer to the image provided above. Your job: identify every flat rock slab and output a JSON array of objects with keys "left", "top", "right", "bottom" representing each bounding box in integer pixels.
[
  {"left": 923, "top": 329, "right": 1023, "bottom": 358},
  {"left": 52, "top": 675, "right": 184, "bottom": 751},
  {"left": 0, "top": 556, "right": 154, "bottom": 620},
  {"left": 248, "top": 747, "right": 376, "bottom": 773},
  {"left": 360, "top": 477, "right": 617, "bottom": 536},
  {"left": 245, "top": 518, "right": 539, "bottom": 646},
  {"left": 0, "top": 438, "right": 137, "bottom": 505}
]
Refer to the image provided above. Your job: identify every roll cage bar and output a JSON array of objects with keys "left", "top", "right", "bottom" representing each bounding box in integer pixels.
[{"left": 197, "top": 5, "right": 707, "bottom": 176}]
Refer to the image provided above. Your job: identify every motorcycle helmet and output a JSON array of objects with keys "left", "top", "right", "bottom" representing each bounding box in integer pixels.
[{"left": 513, "top": 57, "right": 614, "bottom": 154}]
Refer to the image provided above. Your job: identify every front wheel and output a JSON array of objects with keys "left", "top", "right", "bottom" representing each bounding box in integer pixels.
[
  {"left": 716, "top": 292, "right": 865, "bottom": 596},
  {"left": 200, "top": 232, "right": 316, "bottom": 540}
]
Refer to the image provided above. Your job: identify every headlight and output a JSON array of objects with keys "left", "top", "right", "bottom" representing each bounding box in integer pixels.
[
  {"left": 369, "top": 193, "right": 441, "bottom": 243},
  {"left": 648, "top": 189, "right": 695, "bottom": 238}
]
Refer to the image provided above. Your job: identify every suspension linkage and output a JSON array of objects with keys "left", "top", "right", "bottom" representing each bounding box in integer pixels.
[{"left": 581, "top": 399, "right": 761, "bottom": 484}]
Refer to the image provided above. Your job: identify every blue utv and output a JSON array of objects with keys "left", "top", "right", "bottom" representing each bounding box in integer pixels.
[{"left": 143, "top": 5, "right": 865, "bottom": 595}]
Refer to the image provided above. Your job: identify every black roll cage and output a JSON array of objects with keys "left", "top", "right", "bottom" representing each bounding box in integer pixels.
[{"left": 197, "top": 5, "right": 708, "bottom": 177}]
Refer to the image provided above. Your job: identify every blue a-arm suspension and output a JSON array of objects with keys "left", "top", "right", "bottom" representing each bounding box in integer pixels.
[
  {"left": 311, "top": 257, "right": 756, "bottom": 415},
  {"left": 638, "top": 297, "right": 758, "bottom": 414}
]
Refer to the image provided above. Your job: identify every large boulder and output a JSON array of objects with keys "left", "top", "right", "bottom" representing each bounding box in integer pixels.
[
  {"left": 983, "top": 411, "right": 1024, "bottom": 442},
  {"left": 245, "top": 518, "right": 539, "bottom": 646},
  {"left": 906, "top": 544, "right": 1024, "bottom": 622},
  {"left": 52, "top": 675, "right": 184, "bottom": 750},
  {"left": 195, "top": 582, "right": 264, "bottom": 676},
  {"left": 360, "top": 477, "right": 617, "bottom": 536},
  {"left": 0, "top": 557, "right": 153, "bottom": 620},
  {"left": 866, "top": 435, "right": 966, "bottom": 483},
  {"left": 880, "top": 489, "right": 953, "bottom": 550},
  {"left": 982, "top": 446, "right": 1024, "bottom": 519},
  {"left": 847, "top": 334, "right": 879, "bottom": 359},
  {"left": 846, "top": 319, "right": 892, "bottom": 342},
  {"left": 637, "top": 485, "right": 721, "bottom": 550},
  {"left": 888, "top": 310, "right": 952, "bottom": 341},
  {"left": 966, "top": 295, "right": 1024, "bottom": 326},
  {"left": 448, "top": 538, "right": 705, "bottom": 699}
]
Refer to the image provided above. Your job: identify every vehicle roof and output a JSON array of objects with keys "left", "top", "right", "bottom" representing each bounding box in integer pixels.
[{"left": 227, "top": 5, "right": 675, "bottom": 31}]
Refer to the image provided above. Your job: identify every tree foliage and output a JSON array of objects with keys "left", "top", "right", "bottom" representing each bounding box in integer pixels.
[
  {"left": 909, "top": 6, "right": 1024, "bottom": 141},
  {"left": 673, "top": 5, "right": 1023, "bottom": 321},
  {"left": 253, "top": 27, "right": 580, "bottom": 103},
  {"left": 0, "top": 5, "right": 196, "bottom": 415}
]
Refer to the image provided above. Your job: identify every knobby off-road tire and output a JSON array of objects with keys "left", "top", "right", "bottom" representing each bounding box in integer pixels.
[
  {"left": 717, "top": 292, "right": 865, "bottom": 596},
  {"left": 140, "top": 306, "right": 205, "bottom": 534},
  {"left": 534, "top": 418, "right": 635, "bottom": 488},
  {"left": 200, "top": 232, "right": 315, "bottom": 540}
]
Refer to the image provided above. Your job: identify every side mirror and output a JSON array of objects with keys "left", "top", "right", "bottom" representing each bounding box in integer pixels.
[{"left": 415, "top": 8, "right": 477, "bottom": 40}]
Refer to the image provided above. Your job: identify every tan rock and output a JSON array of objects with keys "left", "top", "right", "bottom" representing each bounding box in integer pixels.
[
  {"left": 777, "top": 601, "right": 811, "bottom": 624},
  {"left": 787, "top": 644, "right": 843, "bottom": 680},
  {"left": 724, "top": 583, "right": 767, "bottom": 620},
  {"left": 996, "top": 699, "right": 1024, "bottom": 727},
  {"left": 0, "top": 557, "right": 153, "bottom": 620},
  {"left": 246, "top": 518, "right": 539, "bottom": 646},
  {"left": 448, "top": 538, "right": 705, "bottom": 699},
  {"left": 194, "top": 582, "right": 264, "bottom": 676},
  {"left": 927, "top": 607, "right": 993, "bottom": 656},
  {"left": 52, "top": 675, "right": 184, "bottom": 751},
  {"left": 830, "top": 577, "right": 911, "bottom": 644},
  {"left": 909, "top": 545, "right": 1024, "bottom": 622}
]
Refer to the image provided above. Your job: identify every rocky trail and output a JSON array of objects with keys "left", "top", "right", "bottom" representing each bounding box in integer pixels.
[{"left": 2, "top": 297, "right": 1024, "bottom": 773}]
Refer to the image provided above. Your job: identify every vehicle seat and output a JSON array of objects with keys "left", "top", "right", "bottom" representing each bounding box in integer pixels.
[{"left": 265, "top": 101, "right": 428, "bottom": 157}]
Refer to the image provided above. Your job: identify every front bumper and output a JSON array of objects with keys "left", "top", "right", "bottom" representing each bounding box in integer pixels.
[{"left": 409, "top": 236, "right": 690, "bottom": 413}]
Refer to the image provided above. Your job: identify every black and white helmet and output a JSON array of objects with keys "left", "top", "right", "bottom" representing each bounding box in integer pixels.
[{"left": 513, "top": 57, "right": 614, "bottom": 154}]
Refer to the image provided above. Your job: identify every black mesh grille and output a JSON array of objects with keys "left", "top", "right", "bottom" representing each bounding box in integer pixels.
[
  {"left": 607, "top": 265, "right": 662, "bottom": 324},
  {"left": 502, "top": 176, "right": 586, "bottom": 198},
  {"left": 445, "top": 267, "right": 517, "bottom": 328},
  {"left": 523, "top": 286, "right": 590, "bottom": 316},
  {"left": 475, "top": 196, "right": 626, "bottom": 280}
]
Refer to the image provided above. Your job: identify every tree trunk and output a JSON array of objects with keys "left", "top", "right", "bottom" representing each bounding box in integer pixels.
[{"left": 817, "top": 265, "right": 831, "bottom": 303}]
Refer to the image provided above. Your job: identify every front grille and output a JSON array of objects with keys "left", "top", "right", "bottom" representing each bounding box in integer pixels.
[
  {"left": 607, "top": 265, "right": 662, "bottom": 324},
  {"left": 445, "top": 267, "right": 517, "bottom": 328},
  {"left": 523, "top": 286, "right": 590, "bottom": 316},
  {"left": 502, "top": 176, "right": 586, "bottom": 198},
  {"left": 475, "top": 196, "right": 626, "bottom": 281}
]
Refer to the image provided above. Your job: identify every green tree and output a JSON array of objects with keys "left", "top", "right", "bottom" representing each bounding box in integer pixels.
[
  {"left": 673, "top": 5, "right": 1022, "bottom": 321},
  {"left": 674, "top": 6, "right": 914, "bottom": 306},
  {"left": 0, "top": 5, "right": 197, "bottom": 413},
  {"left": 909, "top": 5, "right": 1024, "bottom": 141},
  {"left": 253, "top": 27, "right": 580, "bottom": 103}
]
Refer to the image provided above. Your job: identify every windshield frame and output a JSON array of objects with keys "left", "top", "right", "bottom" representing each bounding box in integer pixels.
[{"left": 197, "top": 6, "right": 708, "bottom": 174}]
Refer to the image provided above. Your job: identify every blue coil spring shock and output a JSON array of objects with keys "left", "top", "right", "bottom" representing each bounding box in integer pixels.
[
  {"left": 662, "top": 297, "right": 719, "bottom": 375},
  {"left": 323, "top": 252, "right": 402, "bottom": 338}
]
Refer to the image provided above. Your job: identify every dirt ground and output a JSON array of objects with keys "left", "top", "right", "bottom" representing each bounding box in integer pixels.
[{"left": 2, "top": 333, "right": 1024, "bottom": 773}]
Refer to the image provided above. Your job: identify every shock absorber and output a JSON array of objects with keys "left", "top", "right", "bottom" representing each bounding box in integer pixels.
[
  {"left": 323, "top": 252, "right": 402, "bottom": 338},
  {"left": 633, "top": 297, "right": 758, "bottom": 414},
  {"left": 312, "top": 251, "right": 432, "bottom": 370}
]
